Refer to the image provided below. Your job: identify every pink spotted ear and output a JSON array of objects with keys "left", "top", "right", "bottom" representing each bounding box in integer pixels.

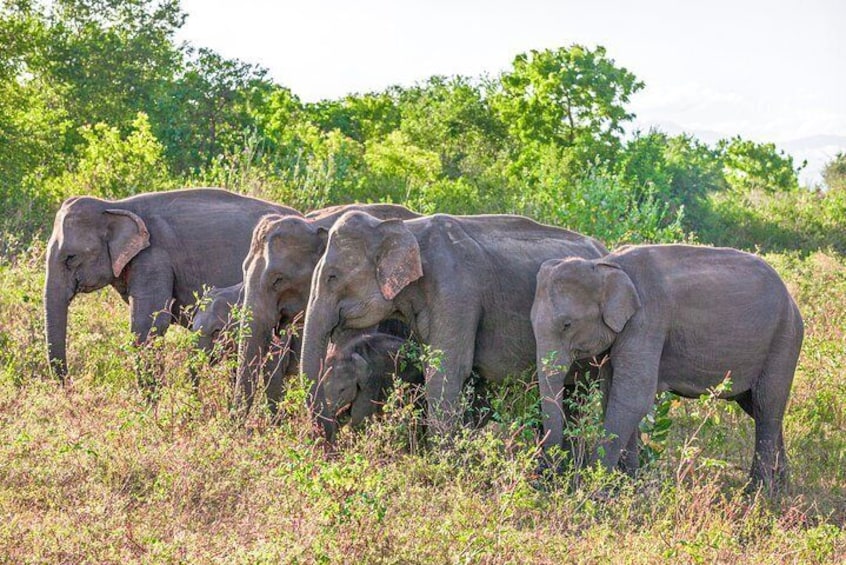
[
  {"left": 376, "top": 220, "right": 423, "bottom": 300},
  {"left": 600, "top": 264, "right": 641, "bottom": 333},
  {"left": 105, "top": 209, "right": 150, "bottom": 277}
]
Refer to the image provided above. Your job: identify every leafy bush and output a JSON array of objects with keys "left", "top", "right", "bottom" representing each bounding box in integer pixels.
[
  {"left": 696, "top": 185, "right": 846, "bottom": 254},
  {"left": 718, "top": 136, "right": 802, "bottom": 193},
  {"left": 522, "top": 166, "right": 686, "bottom": 246},
  {"left": 822, "top": 152, "right": 846, "bottom": 192},
  {"left": 42, "top": 112, "right": 172, "bottom": 202}
]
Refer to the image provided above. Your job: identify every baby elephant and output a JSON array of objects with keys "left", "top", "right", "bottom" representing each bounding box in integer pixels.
[
  {"left": 191, "top": 283, "right": 244, "bottom": 362},
  {"left": 323, "top": 333, "right": 424, "bottom": 430},
  {"left": 323, "top": 333, "right": 491, "bottom": 434},
  {"left": 531, "top": 244, "right": 803, "bottom": 491}
]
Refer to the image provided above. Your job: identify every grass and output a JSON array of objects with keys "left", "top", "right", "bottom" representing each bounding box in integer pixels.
[{"left": 1, "top": 239, "right": 844, "bottom": 563}]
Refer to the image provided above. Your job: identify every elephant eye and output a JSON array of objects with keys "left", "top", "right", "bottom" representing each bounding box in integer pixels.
[
  {"left": 560, "top": 320, "right": 573, "bottom": 332},
  {"left": 64, "top": 254, "right": 78, "bottom": 268},
  {"left": 272, "top": 275, "right": 285, "bottom": 289}
]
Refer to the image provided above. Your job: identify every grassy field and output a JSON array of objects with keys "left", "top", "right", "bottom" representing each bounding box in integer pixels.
[{"left": 1, "top": 239, "right": 844, "bottom": 563}]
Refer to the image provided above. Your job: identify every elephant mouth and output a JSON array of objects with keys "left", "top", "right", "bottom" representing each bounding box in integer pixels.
[{"left": 333, "top": 402, "right": 352, "bottom": 427}]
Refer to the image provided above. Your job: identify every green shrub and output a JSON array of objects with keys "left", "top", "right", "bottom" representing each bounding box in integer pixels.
[
  {"left": 42, "top": 112, "right": 172, "bottom": 202},
  {"left": 522, "top": 169, "right": 686, "bottom": 246}
]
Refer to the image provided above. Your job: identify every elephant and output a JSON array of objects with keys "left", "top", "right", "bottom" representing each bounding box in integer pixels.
[
  {"left": 44, "top": 188, "right": 300, "bottom": 380},
  {"left": 190, "top": 282, "right": 244, "bottom": 362},
  {"left": 234, "top": 203, "right": 421, "bottom": 414},
  {"left": 530, "top": 244, "right": 804, "bottom": 491},
  {"left": 299, "top": 211, "right": 608, "bottom": 441},
  {"left": 323, "top": 332, "right": 492, "bottom": 431},
  {"left": 323, "top": 332, "right": 424, "bottom": 429}
]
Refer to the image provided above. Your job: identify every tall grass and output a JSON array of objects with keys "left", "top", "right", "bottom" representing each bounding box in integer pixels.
[{"left": 1, "top": 236, "right": 844, "bottom": 562}]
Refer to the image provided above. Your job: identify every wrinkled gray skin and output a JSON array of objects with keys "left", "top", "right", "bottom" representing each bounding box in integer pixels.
[
  {"left": 191, "top": 282, "right": 244, "bottom": 362},
  {"left": 531, "top": 244, "right": 804, "bottom": 490},
  {"left": 44, "top": 188, "right": 299, "bottom": 380},
  {"left": 323, "top": 333, "right": 423, "bottom": 428},
  {"left": 234, "top": 203, "right": 421, "bottom": 414},
  {"left": 300, "top": 211, "right": 608, "bottom": 441}
]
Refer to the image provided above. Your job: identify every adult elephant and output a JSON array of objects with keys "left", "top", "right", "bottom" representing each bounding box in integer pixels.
[
  {"left": 300, "top": 211, "right": 608, "bottom": 440},
  {"left": 44, "top": 188, "right": 300, "bottom": 380},
  {"left": 234, "top": 203, "right": 421, "bottom": 414}
]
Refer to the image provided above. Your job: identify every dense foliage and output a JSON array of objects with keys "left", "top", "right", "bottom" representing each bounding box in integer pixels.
[
  {"left": 1, "top": 0, "right": 844, "bottom": 561},
  {"left": 4, "top": 0, "right": 840, "bottom": 253}
]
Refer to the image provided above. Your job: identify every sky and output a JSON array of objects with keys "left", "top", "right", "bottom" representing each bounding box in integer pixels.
[{"left": 177, "top": 0, "right": 846, "bottom": 186}]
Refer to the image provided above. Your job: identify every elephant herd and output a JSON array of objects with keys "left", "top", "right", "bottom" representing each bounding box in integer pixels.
[{"left": 44, "top": 188, "right": 804, "bottom": 491}]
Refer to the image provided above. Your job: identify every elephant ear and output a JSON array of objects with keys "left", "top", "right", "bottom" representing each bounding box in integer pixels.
[
  {"left": 376, "top": 220, "right": 422, "bottom": 300},
  {"left": 351, "top": 352, "right": 370, "bottom": 384},
  {"left": 105, "top": 209, "right": 150, "bottom": 277},
  {"left": 599, "top": 264, "right": 641, "bottom": 333}
]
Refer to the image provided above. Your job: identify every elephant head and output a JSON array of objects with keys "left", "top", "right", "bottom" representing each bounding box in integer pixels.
[
  {"left": 323, "top": 342, "right": 389, "bottom": 429},
  {"left": 532, "top": 257, "right": 641, "bottom": 371},
  {"left": 191, "top": 283, "right": 243, "bottom": 362},
  {"left": 531, "top": 257, "right": 640, "bottom": 449},
  {"left": 300, "top": 212, "right": 423, "bottom": 433},
  {"left": 234, "top": 215, "right": 329, "bottom": 410},
  {"left": 45, "top": 197, "right": 150, "bottom": 380}
]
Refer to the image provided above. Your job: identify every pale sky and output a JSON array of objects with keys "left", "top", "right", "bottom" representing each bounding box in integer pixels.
[{"left": 177, "top": 0, "right": 846, "bottom": 185}]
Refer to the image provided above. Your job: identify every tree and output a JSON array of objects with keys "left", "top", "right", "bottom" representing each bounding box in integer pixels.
[
  {"left": 155, "top": 47, "right": 271, "bottom": 173},
  {"left": 398, "top": 75, "right": 506, "bottom": 179},
  {"left": 619, "top": 130, "right": 727, "bottom": 210},
  {"left": 493, "top": 45, "right": 643, "bottom": 164},
  {"left": 39, "top": 0, "right": 185, "bottom": 135},
  {"left": 305, "top": 91, "right": 401, "bottom": 143},
  {"left": 822, "top": 152, "right": 846, "bottom": 192},
  {"left": 43, "top": 112, "right": 169, "bottom": 201},
  {"left": 718, "top": 136, "right": 802, "bottom": 193}
]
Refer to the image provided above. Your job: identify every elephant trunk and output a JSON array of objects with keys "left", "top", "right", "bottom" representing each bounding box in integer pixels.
[
  {"left": 300, "top": 295, "right": 339, "bottom": 441},
  {"left": 536, "top": 338, "right": 571, "bottom": 453},
  {"left": 44, "top": 246, "right": 72, "bottom": 381},
  {"left": 233, "top": 295, "right": 278, "bottom": 416},
  {"left": 196, "top": 334, "right": 215, "bottom": 359}
]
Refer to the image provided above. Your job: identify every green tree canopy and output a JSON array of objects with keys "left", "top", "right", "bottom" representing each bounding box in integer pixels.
[{"left": 494, "top": 45, "right": 643, "bottom": 160}]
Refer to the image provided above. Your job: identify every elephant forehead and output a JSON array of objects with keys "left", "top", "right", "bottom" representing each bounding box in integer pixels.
[
  {"left": 250, "top": 214, "right": 291, "bottom": 250},
  {"left": 549, "top": 283, "right": 599, "bottom": 317},
  {"left": 332, "top": 210, "right": 381, "bottom": 234},
  {"left": 325, "top": 232, "right": 367, "bottom": 257},
  {"left": 55, "top": 213, "right": 101, "bottom": 248},
  {"left": 268, "top": 230, "right": 319, "bottom": 254}
]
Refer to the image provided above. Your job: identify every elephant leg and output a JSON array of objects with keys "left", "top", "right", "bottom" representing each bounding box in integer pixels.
[
  {"left": 598, "top": 351, "right": 659, "bottom": 472},
  {"left": 425, "top": 362, "right": 469, "bottom": 440},
  {"left": 599, "top": 364, "right": 640, "bottom": 475},
  {"left": 419, "top": 307, "right": 479, "bottom": 440},
  {"left": 619, "top": 428, "right": 640, "bottom": 476},
  {"left": 747, "top": 333, "right": 799, "bottom": 493},
  {"left": 749, "top": 382, "right": 791, "bottom": 491},
  {"left": 128, "top": 271, "right": 175, "bottom": 394},
  {"left": 735, "top": 390, "right": 754, "bottom": 417}
]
